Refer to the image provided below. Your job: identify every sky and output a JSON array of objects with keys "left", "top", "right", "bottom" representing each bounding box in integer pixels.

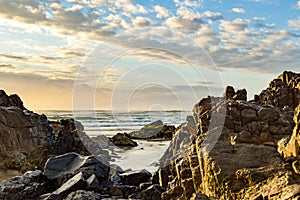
[{"left": 0, "top": 0, "right": 299, "bottom": 111}]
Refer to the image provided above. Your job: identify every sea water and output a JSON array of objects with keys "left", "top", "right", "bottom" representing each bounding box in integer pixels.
[{"left": 41, "top": 110, "right": 191, "bottom": 172}]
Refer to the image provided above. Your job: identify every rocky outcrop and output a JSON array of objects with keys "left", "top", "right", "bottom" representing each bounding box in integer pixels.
[
  {"left": 0, "top": 92, "right": 54, "bottom": 170},
  {"left": 255, "top": 71, "right": 300, "bottom": 109},
  {"left": 129, "top": 120, "right": 176, "bottom": 140},
  {"left": 0, "top": 90, "right": 109, "bottom": 172},
  {"left": 154, "top": 71, "right": 300, "bottom": 199},
  {"left": 0, "top": 90, "right": 26, "bottom": 110}
]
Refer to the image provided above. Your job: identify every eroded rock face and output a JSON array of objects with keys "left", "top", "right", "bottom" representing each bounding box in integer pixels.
[
  {"left": 256, "top": 71, "right": 300, "bottom": 109},
  {"left": 155, "top": 71, "right": 300, "bottom": 199},
  {"left": 278, "top": 103, "right": 300, "bottom": 158},
  {"left": 0, "top": 91, "right": 54, "bottom": 170}
]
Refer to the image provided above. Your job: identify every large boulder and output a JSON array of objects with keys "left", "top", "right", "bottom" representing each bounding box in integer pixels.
[
  {"left": 120, "top": 169, "right": 152, "bottom": 186},
  {"left": 110, "top": 133, "right": 138, "bottom": 147},
  {"left": 43, "top": 172, "right": 87, "bottom": 200},
  {"left": 44, "top": 152, "right": 110, "bottom": 185},
  {"left": 129, "top": 120, "right": 176, "bottom": 140}
]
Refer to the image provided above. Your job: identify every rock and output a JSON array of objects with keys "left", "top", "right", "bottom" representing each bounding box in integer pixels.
[
  {"left": 278, "top": 103, "right": 300, "bottom": 158},
  {"left": 155, "top": 71, "right": 300, "bottom": 200},
  {"left": 109, "top": 164, "right": 125, "bottom": 185},
  {"left": 44, "top": 153, "right": 88, "bottom": 180},
  {"left": 44, "top": 152, "right": 109, "bottom": 185},
  {"left": 240, "top": 107, "right": 257, "bottom": 126},
  {"left": 91, "top": 135, "right": 112, "bottom": 149},
  {"left": 86, "top": 174, "right": 101, "bottom": 192},
  {"left": 45, "top": 172, "right": 87, "bottom": 200},
  {"left": 161, "top": 185, "right": 184, "bottom": 200},
  {"left": 107, "top": 185, "right": 139, "bottom": 197},
  {"left": 0, "top": 170, "right": 51, "bottom": 200},
  {"left": 0, "top": 92, "right": 54, "bottom": 171},
  {"left": 129, "top": 120, "right": 175, "bottom": 140},
  {"left": 257, "top": 71, "right": 300, "bottom": 108},
  {"left": 140, "top": 182, "right": 153, "bottom": 190},
  {"left": 110, "top": 133, "right": 138, "bottom": 147},
  {"left": 120, "top": 169, "right": 152, "bottom": 186},
  {"left": 190, "top": 193, "right": 210, "bottom": 200},
  {"left": 129, "top": 184, "right": 164, "bottom": 200},
  {"left": 233, "top": 89, "right": 247, "bottom": 101},
  {"left": 224, "top": 86, "right": 235, "bottom": 99},
  {"left": 0, "top": 90, "right": 26, "bottom": 110},
  {"left": 257, "top": 106, "right": 280, "bottom": 122},
  {"left": 47, "top": 119, "right": 91, "bottom": 156},
  {"left": 64, "top": 190, "right": 102, "bottom": 200}
]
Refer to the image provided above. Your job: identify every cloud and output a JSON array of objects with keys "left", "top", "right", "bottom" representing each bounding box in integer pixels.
[
  {"left": 154, "top": 5, "right": 169, "bottom": 19},
  {"left": 0, "top": 0, "right": 47, "bottom": 24},
  {"left": 0, "top": 64, "right": 15, "bottom": 69},
  {"left": 174, "top": 0, "right": 203, "bottom": 8},
  {"left": 166, "top": 17, "right": 204, "bottom": 32},
  {"left": 288, "top": 17, "right": 300, "bottom": 30},
  {"left": 220, "top": 18, "right": 250, "bottom": 33},
  {"left": 297, "top": 0, "right": 300, "bottom": 9},
  {"left": 201, "top": 11, "right": 223, "bottom": 21},
  {"left": 0, "top": 53, "right": 29, "bottom": 61},
  {"left": 232, "top": 8, "right": 245, "bottom": 13},
  {"left": 132, "top": 17, "right": 155, "bottom": 28}
]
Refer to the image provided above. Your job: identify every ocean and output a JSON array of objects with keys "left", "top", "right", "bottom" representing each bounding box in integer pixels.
[
  {"left": 41, "top": 110, "right": 191, "bottom": 137},
  {"left": 39, "top": 110, "right": 192, "bottom": 172}
]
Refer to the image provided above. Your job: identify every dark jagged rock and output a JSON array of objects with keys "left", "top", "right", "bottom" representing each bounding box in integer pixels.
[
  {"left": 44, "top": 152, "right": 109, "bottom": 185},
  {"left": 0, "top": 90, "right": 26, "bottom": 110},
  {"left": 0, "top": 170, "right": 51, "bottom": 200},
  {"left": 110, "top": 133, "right": 138, "bottom": 147},
  {"left": 128, "top": 184, "right": 164, "bottom": 200},
  {"left": 86, "top": 174, "right": 101, "bottom": 192},
  {"left": 129, "top": 120, "right": 176, "bottom": 140},
  {"left": 120, "top": 169, "right": 152, "bottom": 186},
  {"left": 64, "top": 190, "right": 102, "bottom": 200},
  {"left": 44, "top": 172, "right": 87, "bottom": 200},
  {"left": 107, "top": 185, "right": 139, "bottom": 197}
]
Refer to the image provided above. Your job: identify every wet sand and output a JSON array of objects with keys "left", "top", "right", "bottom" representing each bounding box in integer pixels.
[{"left": 0, "top": 170, "right": 22, "bottom": 182}]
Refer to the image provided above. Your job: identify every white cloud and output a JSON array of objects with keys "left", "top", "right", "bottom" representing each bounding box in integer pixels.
[
  {"left": 297, "top": 0, "right": 300, "bottom": 9},
  {"left": 154, "top": 5, "right": 169, "bottom": 19},
  {"left": 220, "top": 18, "right": 250, "bottom": 33},
  {"left": 176, "top": 7, "right": 200, "bottom": 20},
  {"left": 132, "top": 17, "right": 154, "bottom": 28},
  {"left": 166, "top": 16, "right": 204, "bottom": 32},
  {"left": 125, "top": 4, "right": 148, "bottom": 14},
  {"left": 253, "top": 17, "right": 266, "bottom": 21},
  {"left": 288, "top": 17, "right": 300, "bottom": 29},
  {"left": 201, "top": 11, "right": 223, "bottom": 21},
  {"left": 174, "top": 0, "right": 203, "bottom": 8},
  {"left": 232, "top": 8, "right": 245, "bottom": 13}
]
